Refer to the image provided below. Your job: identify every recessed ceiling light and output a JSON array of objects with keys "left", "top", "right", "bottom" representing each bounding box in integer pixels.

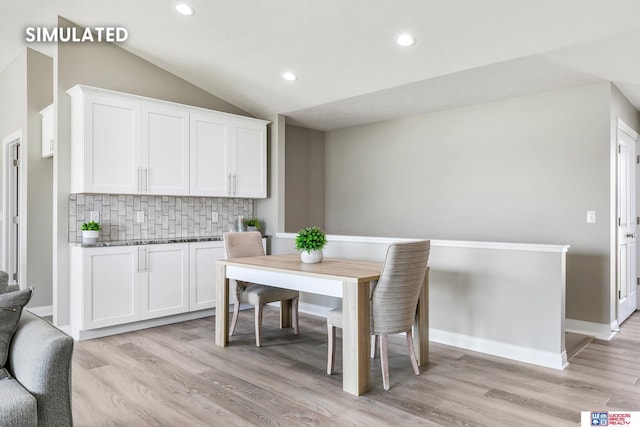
[
  {"left": 395, "top": 33, "right": 416, "bottom": 47},
  {"left": 282, "top": 72, "right": 297, "bottom": 81},
  {"left": 175, "top": 3, "right": 195, "bottom": 16}
]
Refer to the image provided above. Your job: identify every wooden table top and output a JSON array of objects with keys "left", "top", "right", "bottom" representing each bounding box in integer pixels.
[{"left": 219, "top": 253, "right": 383, "bottom": 283}]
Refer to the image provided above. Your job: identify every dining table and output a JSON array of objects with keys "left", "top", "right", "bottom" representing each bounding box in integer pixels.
[{"left": 215, "top": 253, "right": 429, "bottom": 396}]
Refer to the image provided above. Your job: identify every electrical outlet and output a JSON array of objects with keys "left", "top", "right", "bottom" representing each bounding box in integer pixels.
[
  {"left": 136, "top": 211, "right": 145, "bottom": 223},
  {"left": 90, "top": 211, "right": 100, "bottom": 222},
  {"left": 212, "top": 212, "right": 219, "bottom": 222}
]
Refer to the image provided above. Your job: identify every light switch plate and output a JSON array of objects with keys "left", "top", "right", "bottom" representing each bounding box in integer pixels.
[
  {"left": 212, "top": 212, "right": 219, "bottom": 222},
  {"left": 90, "top": 211, "right": 100, "bottom": 222},
  {"left": 586, "top": 210, "right": 596, "bottom": 224},
  {"left": 136, "top": 211, "right": 145, "bottom": 223}
]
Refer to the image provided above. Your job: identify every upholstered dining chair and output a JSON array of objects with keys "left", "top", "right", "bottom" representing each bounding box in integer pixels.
[
  {"left": 223, "top": 231, "right": 300, "bottom": 347},
  {"left": 326, "top": 240, "right": 430, "bottom": 391}
]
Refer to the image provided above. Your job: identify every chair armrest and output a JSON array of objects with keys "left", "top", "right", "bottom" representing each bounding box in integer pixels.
[{"left": 8, "top": 311, "right": 74, "bottom": 427}]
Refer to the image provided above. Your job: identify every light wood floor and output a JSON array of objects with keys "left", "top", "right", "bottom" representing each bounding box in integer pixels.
[{"left": 71, "top": 309, "right": 640, "bottom": 426}]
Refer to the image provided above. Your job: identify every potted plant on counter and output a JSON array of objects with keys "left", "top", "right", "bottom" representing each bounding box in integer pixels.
[
  {"left": 243, "top": 218, "right": 262, "bottom": 233},
  {"left": 295, "top": 226, "right": 327, "bottom": 264},
  {"left": 81, "top": 221, "right": 101, "bottom": 243}
]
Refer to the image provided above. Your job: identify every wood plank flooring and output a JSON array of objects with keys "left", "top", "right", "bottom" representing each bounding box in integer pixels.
[{"left": 71, "top": 309, "right": 640, "bottom": 426}]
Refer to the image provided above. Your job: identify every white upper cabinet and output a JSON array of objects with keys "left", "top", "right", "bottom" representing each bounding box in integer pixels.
[
  {"left": 68, "top": 85, "right": 268, "bottom": 198},
  {"left": 231, "top": 118, "right": 267, "bottom": 198},
  {"left": 189, "top": 112, "right": 230, "bottom": 196},
  {"left": 190, "top": 113, "right": 267, "bottom": 198},
  {"left": 40, "top": 104, "right": 54, "bottom": 158},
  {"left": 69, "top": 88, "right": 140, "bottom": 194},
  {"left": 141, "top": 103, "right": 190, "bottom": 195}
]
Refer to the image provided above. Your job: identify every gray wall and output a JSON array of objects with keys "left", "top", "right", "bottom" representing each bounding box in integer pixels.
[
  {"left": 284, "top": 125, "right": 325, "bottom": 232},
  {"left": 0, "top": 49, "right": 53, "bottom": 308},
  {"left": 26, "top": 49, "right": 53, "bottom": 308},
  {"left": 54, "top": 17, "right": 252, "bottom": 325},
  {"left": 324, "top": 83, "right": 614, "bottom": 324}
]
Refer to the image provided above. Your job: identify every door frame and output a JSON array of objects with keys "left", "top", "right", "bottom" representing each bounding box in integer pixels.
[{"left": 2, "top": 130, "right": 27, "bottom": 288}]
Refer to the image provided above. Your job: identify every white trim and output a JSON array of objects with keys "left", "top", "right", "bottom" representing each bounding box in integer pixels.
[
  {"left": 618, "top": 118, "right": 640, "bottom": 141},
  {"left": 275, "top": 233, "right": 569, "bottom": 253},
  {"left": 26, "top": 305, "right": 53, "bottom": 317},
  {"left": 68, "top": 309, "right": 215, "bottom": 341},
  {"left": 430, "top": 328, "right": 568, "bottom": 370},
  {"left": 565, "top": 318, "right": 617, "bottom": 341}
]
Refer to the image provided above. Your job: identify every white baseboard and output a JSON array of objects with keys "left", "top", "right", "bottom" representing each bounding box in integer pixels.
[
  {"left": 565, "top": 318, "right": 617, "bottom": 341},
  {"left": 430, "top": 328, "right": 568, "bottom": 370},
  {"left": 26, "top": 305, "right": 53, "bottom": 317},
  {"left": 68, "top": 309, "right": 215, "bottom": 341}
]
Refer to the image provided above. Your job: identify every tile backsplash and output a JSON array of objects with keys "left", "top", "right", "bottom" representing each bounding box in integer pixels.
[{"left": 69, "top": 194, "right": 253, "bottom": 242}]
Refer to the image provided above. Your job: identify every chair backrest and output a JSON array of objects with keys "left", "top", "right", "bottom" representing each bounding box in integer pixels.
[
  {"left": 223, "top": 231, "right": 265, "bottom": 258},
  {"left": 370, "top": 240, "right": 430, "bottom": 335}
]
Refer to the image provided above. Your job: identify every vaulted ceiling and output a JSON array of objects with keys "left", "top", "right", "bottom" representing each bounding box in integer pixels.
[{"left": 3, "top": 0, "right": 640, "bottom": 130}]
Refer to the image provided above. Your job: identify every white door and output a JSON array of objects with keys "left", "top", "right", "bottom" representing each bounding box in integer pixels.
[
  {"left": 141, "top": 104, "right": 190, "bottom": 195},
  {"left": 140, "top": 243, "right": 189, "bottom": 320},
  {"left": 617, "top": 124, "right": 638, "bottom": 324},
  {"left": 231, "top": 120, "right": 267, "bottom": 198},
  {"left": 190, "top": 113, "right": 230, "bottom": 196},
  {"left": 189, "top": 241, "right": 225, "bottom": 311},
  {"left": 82, "top": 94, "right": 139, "bottom": 193}
]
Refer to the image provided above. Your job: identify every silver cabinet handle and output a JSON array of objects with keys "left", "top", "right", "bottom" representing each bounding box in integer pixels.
[
  {"left": 137, "top": 167, "right": 142, "bottom": 192},
  {"left": 144, "top": 247, "right": 148, "bottom": 273},
  {"left": 144, "top": 167, "right": 148, "bottom": 192},
  {"left": 49, "top": 138, "right": 54, "bottom": 152},
  {"left": 227, "top": 174, "right": 232, "bottom": 195},
  {"left": 233, "top": 174, "right": 237, "bottom": 195},
  {"left": 137, "top": 248, "right": 142, "bottom": 273}
]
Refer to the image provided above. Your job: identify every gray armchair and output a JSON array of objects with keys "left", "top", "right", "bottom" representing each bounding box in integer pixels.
[{"left": 1, "top": 311, "right": 74, "bottom": 426}]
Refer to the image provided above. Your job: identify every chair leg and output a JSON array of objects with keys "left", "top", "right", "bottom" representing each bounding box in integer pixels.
[
  {"left": 292, "top": 297, "right": 299, "bottom": 335},
  {"left": 327, "top": 323, "right": 336, "bottom": 375},
  {"left": 230, "top": 302, "right": 240, "bottom": 336},
  {"left": 406, "top": 329, "right": 420, "bottom": 376},
  {"left": 370, "top": 335, "right": 377, "bottom": 359},
  {"left": 380, "top": 335, "right": 390, "bottom": 391},
  {"left": 255, "top": 304, "right": 263, "bottom": 347}
]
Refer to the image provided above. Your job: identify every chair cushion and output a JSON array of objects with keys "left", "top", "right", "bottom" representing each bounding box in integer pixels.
[
  {"left": 240, "top": 284, "right": 298, "bottom": 306},
  {"left": 0, "top": 378, "right": 38, "bottom": 426},
  {"left": 0, "top": 288, "right": 33, "bottom": 370}
]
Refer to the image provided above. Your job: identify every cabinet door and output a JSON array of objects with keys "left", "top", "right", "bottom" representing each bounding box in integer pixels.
[
  {"left": 189, "top": 241, "right": 225, "bottom": 311},
  {"left": 190, "top": 112, "right": 230, "bottom": 196},
  {"left": 141, "top": 243, "right": 189, "bottom": 320},
  {"left": 82, "top": 93, "right": 140, "bottom": 194},
  {"left": 40, "top": 104, "right": 54, "bottom": 158},
  {"left": 231, "top": 120, "right": 267, "bottom": 198},
  {"left": 82, "top": 246, "right": 139, "bottom": 329},
  {"left": 141, "top": 104, "right": 190, "bottom": 195}
]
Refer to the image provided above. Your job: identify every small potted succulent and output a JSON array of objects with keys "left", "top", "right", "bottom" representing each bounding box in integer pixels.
[
  {"left": 81, "top": 221, "right": 101, "bottom": 243},
  {"left": 243, "top": 218, "right": 262, "bottom": 233},
  {"left": 295, "top": 226, "right": 328, "bottom": 264}
]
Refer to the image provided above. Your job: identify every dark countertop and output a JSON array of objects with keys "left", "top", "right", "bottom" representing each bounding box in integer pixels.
[{"left": 69, "top": 235, "right": 224, "bottom": 248}]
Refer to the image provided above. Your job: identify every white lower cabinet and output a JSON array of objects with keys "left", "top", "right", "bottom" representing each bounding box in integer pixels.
[
  {"left": 70, "top": 243, "right": 191, "bottom": 337},
  {"left": 140, "top": 243, "right": 189, "bottom": 320},
  {"left": 189, "top": 241, "right": 225, "bottom": 311}
]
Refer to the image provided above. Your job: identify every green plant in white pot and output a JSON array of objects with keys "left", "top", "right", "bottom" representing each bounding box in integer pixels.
[
  {"left": 81, "top": 221, "right": 101, "bottom": 243},
  {"left": 295, "top": 226, "right": 327, "bottom": 264}
]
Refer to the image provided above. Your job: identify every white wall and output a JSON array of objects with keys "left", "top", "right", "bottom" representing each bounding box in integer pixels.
[{"left": 324, "top": 83, "right": 613, "bottom": 324}]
